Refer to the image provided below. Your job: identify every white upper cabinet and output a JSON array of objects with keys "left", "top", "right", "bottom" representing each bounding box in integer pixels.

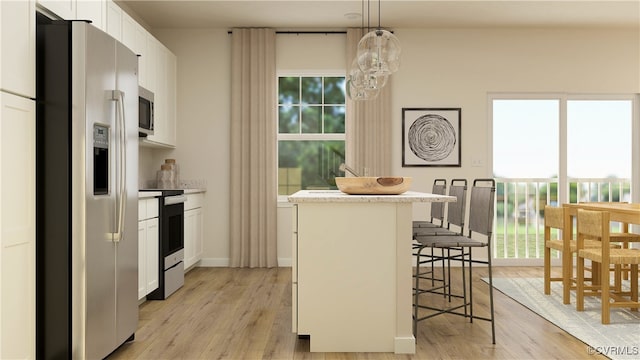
[
  {"left": 121, "top": 10, "right": 137, "bottom": 52},
  {"left": 144, "top": 34, "right": 158, "bottom": 94},
  {"left": 1, "top": 0, "right": 35, "bottom": 98},
  {"left": 36, "top": 0, "right": 76, "bottom": 20},
  {"left": 76, "top": 0, "right": 106, "bottom": 32},
  {"left": 143, "top": 41, "right": 176, "bottom": 148},
  {"left": 135, "top": 22, "right": 148, "bottom": 87},
  {"left": 105, "top": 0, "right": 121, "bottom": 41}
]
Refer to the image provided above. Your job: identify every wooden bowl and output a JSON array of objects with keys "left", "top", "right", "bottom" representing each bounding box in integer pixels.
[{"left": 335, "top": 177, "right": 412, "bottom": 195}]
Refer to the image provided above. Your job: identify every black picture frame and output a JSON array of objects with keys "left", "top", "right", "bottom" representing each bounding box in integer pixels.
[{"left": 402, "top": 108, "right": 461, "bottom": 167}]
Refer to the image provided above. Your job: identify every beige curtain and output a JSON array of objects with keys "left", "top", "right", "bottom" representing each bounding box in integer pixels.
[
  {"left": 229, "top": 28, "right": 278, "bottom": 268},
  {"left": 345, "top": 28, "right": 392, "bottom": 176}
]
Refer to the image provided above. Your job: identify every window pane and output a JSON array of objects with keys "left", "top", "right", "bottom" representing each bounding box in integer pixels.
[
  {"left": 324, "top": 106, "right": 345, "bottom": 133},
  {"left": 279, "top": 105, "right": 299, "bottom": 133},
  {"left": 493, "top": 99, "right": 559, "bottom": 178},
  {"left": 278, "top": 140, "right": 345, "bottom": 195},
  {"left": 324, "top": 77, "right": 346, "bottom": 104},
  {"left": 301, "top": 105, "right": 321, "bottom": 133},
  {"left": 567, "top": 100, "right": 632, "bottom": 178},
  {"left": 279, "top": 77, "right": 299, "bottom": 104},
  {"left": 301, "top": 77, "right": 322, "bottom": 104}
]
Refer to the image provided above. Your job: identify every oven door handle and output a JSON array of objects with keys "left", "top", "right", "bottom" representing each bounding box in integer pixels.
[{"left": 165, "top": 195, "right": 187, "bottom": 206}]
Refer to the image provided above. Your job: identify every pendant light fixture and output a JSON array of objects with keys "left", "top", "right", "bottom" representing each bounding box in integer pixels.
[
  {"left": 357, "top": 0, "right": 401, "bottom": 76},
  {"left": 347, "top": 0, "right": 400, "bottom": 101}
]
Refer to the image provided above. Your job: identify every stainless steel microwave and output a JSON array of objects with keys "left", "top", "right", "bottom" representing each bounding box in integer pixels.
[{"left": 138, "top": 86, "right": 154, "bottom": 136}]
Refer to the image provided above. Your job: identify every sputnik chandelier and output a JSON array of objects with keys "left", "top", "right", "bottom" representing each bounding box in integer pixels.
[{"left": 347, "top": 0, "right": 401, "bottom": 101}]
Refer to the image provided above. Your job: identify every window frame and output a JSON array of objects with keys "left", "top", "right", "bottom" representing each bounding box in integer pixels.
[{"left": 277, "top": 71, "right": 347, "bottom": 201}]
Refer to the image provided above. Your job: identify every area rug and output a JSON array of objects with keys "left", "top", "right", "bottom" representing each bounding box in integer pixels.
[{"left": 488, "top": 277, "right": 640, "bottom": 360}]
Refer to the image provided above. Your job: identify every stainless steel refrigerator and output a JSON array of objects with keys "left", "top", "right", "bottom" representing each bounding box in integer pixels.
[{"left": 36, "top": 15, "right": 139, "bottom": 359}]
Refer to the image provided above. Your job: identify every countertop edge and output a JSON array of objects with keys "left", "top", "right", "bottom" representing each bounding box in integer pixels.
[
  {"left": 288, "top": 190, "right": 456, "bottom": 203},
  {"left": 183, "top": 188, "right": 206, "bottom": 194},
  {"left": 138, "top": 191, "right": 162, "bottom": 199}
]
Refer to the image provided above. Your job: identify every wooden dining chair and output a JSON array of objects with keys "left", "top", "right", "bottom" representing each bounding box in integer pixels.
[
  {"left": 575, "top": 209, "right": 640, "bottom": 324},
  {"left": 577, "top": 202, "right": 640, "bottom": 281},
  {"left": 543, "top": 206, "right": 620, "bottom": 304}
]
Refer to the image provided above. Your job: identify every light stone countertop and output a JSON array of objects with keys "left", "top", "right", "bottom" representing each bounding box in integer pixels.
[
  {"left": 138, "top": 189, "right": 205, "bottom": 198},
  {"left": 288, "top": 190, "right": 456, "bottom": 203}
]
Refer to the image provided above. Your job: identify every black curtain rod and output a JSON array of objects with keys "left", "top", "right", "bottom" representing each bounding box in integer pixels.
[{"left": 227, "top": 30, "right": 346, "bottom": 35}]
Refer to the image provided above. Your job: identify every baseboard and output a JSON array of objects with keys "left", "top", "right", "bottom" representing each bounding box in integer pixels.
[
  {"left": 394, "top": 336, "right": 416, "bottom": 354},
  {"left": 197, "top": 258, "right": 293, "bottom": 267},
  {"left": 198, "top": 258, "right": 230, "bottom": 267}
]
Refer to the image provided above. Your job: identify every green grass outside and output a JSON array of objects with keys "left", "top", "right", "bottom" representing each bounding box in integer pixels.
[{"left": 493, "top": 215, "right": 626, "bottom": 259}]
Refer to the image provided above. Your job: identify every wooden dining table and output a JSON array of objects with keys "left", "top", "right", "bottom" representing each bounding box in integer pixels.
[{"left": 561, "top": 202, "right": 640, "bottom": 304}]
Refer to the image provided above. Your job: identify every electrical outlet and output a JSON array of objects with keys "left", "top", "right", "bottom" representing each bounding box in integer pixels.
[{"left": 471, "top": 157, "right": 484, "bottom": 167}]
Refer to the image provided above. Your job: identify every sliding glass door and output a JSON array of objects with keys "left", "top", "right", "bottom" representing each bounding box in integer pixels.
[{"left": 490, "top": 94, "right": 637, "bottom": 260}]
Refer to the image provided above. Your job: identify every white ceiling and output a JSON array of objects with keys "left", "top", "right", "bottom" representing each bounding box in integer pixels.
[{"left": 117, "top": 0, "right": 640, "bottom": 31}]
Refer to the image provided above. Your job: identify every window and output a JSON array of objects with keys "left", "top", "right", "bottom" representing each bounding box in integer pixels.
[{"left": 278, "top": 76, "right": 346, "bottom": 195}]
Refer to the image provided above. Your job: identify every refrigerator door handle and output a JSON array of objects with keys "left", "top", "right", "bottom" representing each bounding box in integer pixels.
[{"left": 112, "top": 90, "right": 127, "bottom": 242}]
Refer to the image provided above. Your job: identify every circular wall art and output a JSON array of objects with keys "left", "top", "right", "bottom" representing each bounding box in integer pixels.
[
  {"left": 402, "top": 108, "right": 461, "bottom": 167},
  {"left": 407, "top": 114, "right": 456, "bottom": 162}
]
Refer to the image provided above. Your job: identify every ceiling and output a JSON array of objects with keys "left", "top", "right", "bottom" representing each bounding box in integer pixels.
[{"left": 117, "top": 0, "right": 640, "bottom": 31}]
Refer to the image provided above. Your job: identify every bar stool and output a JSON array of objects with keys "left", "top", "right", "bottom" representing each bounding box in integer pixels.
[{"left": 413, "top": 179, "right": 496, "bottom": 344}]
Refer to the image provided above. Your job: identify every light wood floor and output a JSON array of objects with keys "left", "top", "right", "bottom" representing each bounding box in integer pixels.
[{"left": 108, "top": 266, "right": 606, "bottom": 360}]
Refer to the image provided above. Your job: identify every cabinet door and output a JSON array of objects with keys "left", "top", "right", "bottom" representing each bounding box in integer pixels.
[
  {"left": 1, "top": 92, "right": 35, "bottom": 359},
  {"left": 105, "top": 0, "right": 121, "bottom": 41},
  {"left": 135, "top": 23, "right": 148, "bottom": 87},
  {"left": 164, "top": 49, "right": 177, "bottom": 146},
  {"left": 1, "top": 0, "right": 35, "bottom": 98},
  {"left": 37, "top": 0, "right": 75, "bottom": 19},
  {"left": 193, "top": 208, "right": 203, "bottom": 263},
  {"left": 76, "top": 0, "right": 106, "bottom": 32},
  {"left": 121, "top": 10, "right": 137, "bottom": 53},
  {"left": 145, "top": 218, "right": 159, "bottom": 294},
  {"left": 184, "top": 207, "right": 203, "bottom": 270},
  {"left": 143, "top": 42, "right": 177, "bottom": 148},
  {"left": 184, "top": 209, "right": 196, "bottom": 269},
  {"left": 137, "top": 221, "right": 146, "bottom": 300},
  {"left": 145, "top": 34, "right": 157, "bottom": 93}
]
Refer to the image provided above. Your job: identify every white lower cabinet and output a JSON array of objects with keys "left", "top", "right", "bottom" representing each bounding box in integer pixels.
[
  {"left": 184, "top": 193, "right": 203, "bottom": 270},
  {"left": 1, "top": 92, "right": 36, "bottom": 359},
  {"left": 138, "top": 198, "right": 159, "bottom": 300}
]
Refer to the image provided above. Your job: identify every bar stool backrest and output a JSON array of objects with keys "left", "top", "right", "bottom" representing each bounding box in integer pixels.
[
  {"left": 467, "top": 179, "right": 496, "bottom": 238},
  {"left": 430, "top": 179, "right": 447, "bottom": 223},
  {"left": 445, "top": 179, "right": 467, "bottom": 233}
]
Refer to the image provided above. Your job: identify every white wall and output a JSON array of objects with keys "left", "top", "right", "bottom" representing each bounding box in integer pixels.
[
  {"left": 148, "top": 26, "right": 639, "bottom": 266},
  {"left": 147, "top": 29, "right": 232, "bottom": 265}
]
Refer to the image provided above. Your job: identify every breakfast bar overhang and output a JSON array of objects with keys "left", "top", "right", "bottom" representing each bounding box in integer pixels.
[{"left": 288, "top": 190, "right": 456, "bottom": 354}]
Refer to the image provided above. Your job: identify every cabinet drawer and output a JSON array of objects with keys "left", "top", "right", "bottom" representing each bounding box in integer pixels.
[
  {"left": 146, "top": 198, "right": 159, "bottom": 218},
  {"left": 184, "top": 193, "right": 203, "bottom": 211},
  {"left": 138, "top": 198, "right": 159, "bottom": 220},
  {"left": 138, "top": 199, "right": 146, "bottom": 220}
]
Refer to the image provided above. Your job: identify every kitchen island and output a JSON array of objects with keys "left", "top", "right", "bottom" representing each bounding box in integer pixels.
[{"left": 288, "top": 190, "right": 456, "bottom": 354}]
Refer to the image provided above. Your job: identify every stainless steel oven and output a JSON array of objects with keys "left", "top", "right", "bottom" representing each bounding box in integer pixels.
[{"left": 143, "top": 189, "right": 186, "bottom": 300}]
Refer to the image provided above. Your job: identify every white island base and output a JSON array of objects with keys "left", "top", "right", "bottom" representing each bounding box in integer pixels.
[{"left": 289, "top": 190, "right": 455, "bottom": 354}]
